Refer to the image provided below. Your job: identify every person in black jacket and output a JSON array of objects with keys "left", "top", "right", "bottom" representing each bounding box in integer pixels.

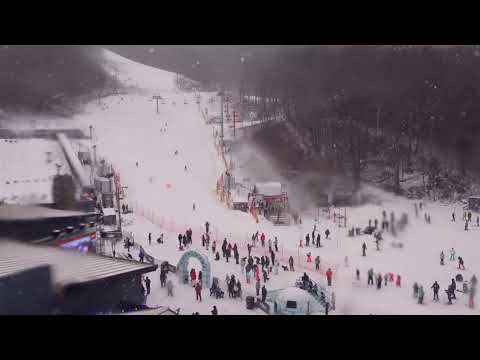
[
  {"left": 178, "top": 233, "right": 183, "bottom": 247},
  {"left": 211, "top": 306, "right": 218, "bottom": 315},
  {"left": 450, "top": 279, "right": 457, "bottom": 299},
  {"left": 261, "top": 285, "right": 267, "bottom": 302},
  {"left": 431, "top": 281, "right": 440, "bottom": 301},
  {"left": 144, "top": 276, "right": 151, "bottom": 295}
]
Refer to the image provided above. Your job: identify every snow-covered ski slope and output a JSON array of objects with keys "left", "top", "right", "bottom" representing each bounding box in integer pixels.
[{"left": 69, "top": 49, "right": 480, "bottom": 315}]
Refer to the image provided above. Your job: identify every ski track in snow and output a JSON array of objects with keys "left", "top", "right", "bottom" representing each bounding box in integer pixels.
[{"left": 63, "top": 49, "right": 480, "bottom": 315}]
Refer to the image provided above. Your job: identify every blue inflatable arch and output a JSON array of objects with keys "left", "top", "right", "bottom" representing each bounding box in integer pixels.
[{"left": 177, "top": 250, "right": 211, "bottom": 288}]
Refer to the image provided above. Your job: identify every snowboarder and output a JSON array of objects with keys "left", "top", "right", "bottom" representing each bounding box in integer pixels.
[
  {"left": 256, "top": 278, "right": 261, "bottom": 296},
  {"left": 261, "top": 285, "right": 267, "bottom": 302},
  {"left": 288, "top": 256, "right": 294, "bottom": 271},
  {"left": 440, "top": 251, "right": 445, "bottom": 266},
  {"left": 459, "top": 256, "right": 465, "bottom": 270},
  {"left": 166, "top": 279, "right": 174, "bottom": 297},
  {"left": 325, "top": 229, "right": 330, "bottom": 239},
  {"left": 367, "top": 268, "right": 374, "bottom": 285},
  {"left": 195, "top": 282, "right": 202, "bottom": 302},
  {"left": 362, "top": 242, "right": 367, "bottom": 257},
  {"left": 326, "top": 268, "right": 333, "bottom": 286},
  {"left": 413, "top": 282, "right": 419, "bottom": 298},
  {"left": 449, "top": 248, "right": 456, "bottom": 261},
  {"left": 274, "top": 237, "right": 279, "bottom": 252},
  {"left": 418, "top": 286, "right": 425, "bottom": 304},
  {"left": 144, "top": 276, "right": 151, "bottom": 295},
  {"left": 431, "top": 281, "right": 440, "bottom": 301},
  {"left": 315, "top": 256, "right": 321, "bottom": 271},
  {"left": 211, "top": 306, "right": 218, "bottom": 315}
]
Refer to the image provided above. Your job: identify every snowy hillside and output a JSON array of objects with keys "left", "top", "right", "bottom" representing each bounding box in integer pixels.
[{"left": 64, "top": 49, "right": 480, "bottom": 315}]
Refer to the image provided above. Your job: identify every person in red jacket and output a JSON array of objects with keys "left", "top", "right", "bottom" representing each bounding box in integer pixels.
[
  {"left": 190, "top": 268, "right": 197, "bottom": 284},
  {"left": 396, "top": 274, "right": 401, "bottom": 287},
  {"left": 260, "top": 233, "right": 266, "bottom": 247},
  {"left": 326, "top": 268, "right": 333, "bottom": 286}
]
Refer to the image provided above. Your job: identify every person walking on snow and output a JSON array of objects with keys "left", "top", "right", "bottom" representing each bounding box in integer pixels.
[
  {"left": 268, "top": 238, "right": 272, "bottom": 251},
  {"left": 440, "top": 251, "right": 445, "bottom": 266},
  {"left": 205, "top": 221, "right": 210, "bottom": 234},
  {"left": 418, "top": 286, "right": 425, "bottom": 304},
  {"left": 144, "top": 276, "right": 151, "bottom": 295},
  {"left": 326, "top": 268, "right": 333, "bottom": 286},
  {"left": 356, "top": 268, "right": 360, "bottom": 281},
  {"left": 384, "top": 273, "right": 388, "bottom": 286},
  {"left": 367, "top": 268, "right": 374, "bottom": 285},
  {"left": 362, "top": 242, "right": 367, "bottom": 257},
  {"left": 413, "top": 282, "right": 419, "bottom": 298},
  {"left": 178, "top": 234, "right": 183, "bottom": 248},
  {"left": 450, "top": 279, "right": 457, "bottom": 299},
  {"left": 260, "top": 233, "right": 266, "bottom": 247},
  {"left": 160, "top": 270, "right": 167, "bottom": 288},
  {"left": 325, "top": 229, "right": 330, "bottom": 239},
  {"left": 431, "top": 281, "right": 440, "bottom": 301},
  {"left": 261, "top": 285, "right": 267, "bottom": 303},
  {"left": 166, "top": 279, "right": 174, "bottom": 297},
  {"left": 190, "top": 268, "right": 197, "bottom": 284},
  {"left": 459, "top": 256, "right": 465, "bottom": 270},
  {"left": 452, "top": 212, "right": 455, "bottom": 222},
  {"left": 288, "top": 256, "right": 294, "bottom": 271},
  {"left": 247, "top": 243, "right": 252, "bottom": 257},
  {"left": 376, "top": 273, "right": 382, "bottom": 289},
  {"left": 195, "top": 282, "right": 202, "bottom": 302},
  {"left": 396, "top": 274, "right": 401, "bottom": 287},
  {"left": 274, "top": 237, "right": 279, "bottom": 252},
  {"left": 212, "top": 240, "right": 216, "bottom": 254},
  {"left": 449, "top": 248, "right": 456, "bottom": 261},
  {"left": 315, "top": 256, "right": 321, "bottom": 271},
  {"left": 316, "top": 234, "right": 321, "bottom": 248}
]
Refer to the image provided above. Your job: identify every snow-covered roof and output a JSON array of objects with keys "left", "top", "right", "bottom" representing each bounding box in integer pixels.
[
  {"left": 102, "top": 208, "right": 116, "bottom": 217},
  {"left": 0, "top": 138, "right": 71, "bottom": 205},
  {"left": 254, "top": 182, "right": 283, "bottom": 196},
  {"left": 0, "top": 240, "right": 157, "bottom": 287},
  {"left": 0, "top": 204, "right": 91, "bottom": 221}
]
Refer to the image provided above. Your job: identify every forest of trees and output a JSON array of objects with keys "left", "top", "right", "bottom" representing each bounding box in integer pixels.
[{"left": 0, "top": 45, "right": 115, "bottom": 114}]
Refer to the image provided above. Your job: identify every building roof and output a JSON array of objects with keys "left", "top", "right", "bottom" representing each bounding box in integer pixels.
[
  {"left": 121, "top": 307, "right": 178, "bottom": 315},
  {"left": 0, "top": 204, "right": 91, "bottom": 221},
  {"left": 0, "top": 240, "right": 157, "bottom": 288},
  {"left": 254, "top": 182, "right": 283, "bottom": 196}
]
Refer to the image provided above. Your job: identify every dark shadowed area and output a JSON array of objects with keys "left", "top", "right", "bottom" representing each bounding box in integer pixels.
[{"left": 0, "top": 45, "right": 114, "bottom": 116}]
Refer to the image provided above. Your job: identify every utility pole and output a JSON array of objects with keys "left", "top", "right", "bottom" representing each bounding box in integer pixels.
[{"left": 153, "top": 95, "right": 162, "bottom": 114}]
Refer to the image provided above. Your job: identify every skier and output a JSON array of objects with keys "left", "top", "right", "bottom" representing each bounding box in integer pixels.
[
  {"left": 256, "top": 278, "right": 261, "bottom": 296},
  {"left": 356, "top": 268, "right": 360, "bottom": 281},
  {"left": 431, "top": 281, "right": 440, "bottom": 301},
  {"left": 148, "top": 232, "right": 151, "bottom": 245},
  {"left": 144, "top": 276, "right": 151, "bottom": 295},
  {"left": 325, "top": 229, "right": 330, "bottom": 239},
  {"left": 326, "top": 268, "right": 333, "bottom": 286},
  {"left": 418, "top": 286, "right": 425, "bottom": 304},
  {"left": 449, "top": 248, "right": 456, "bottom": 261},
  {"left": 274, "top": 237, "right": 279, "bottom": 252},
  {"left": 315, "top": 256, "right": 321, "bottom": 271},
  {"left": 362, "top": 242, "right": 367, "bottom": 257},
  {"left": 288, "top": 256, "right": 294, "bottom": 271},
  {"left": 450, "top": 279, "right": 457, "bottom": 299},
  {"left": 459, "top": 256, "right": 465, "bottom": 270},
  {"left": 367, "top": 268, "right": 374, "bottom": 285},
  {"left": 166, "top": 279, "right": 174, "bottom": 297},
  {"left": 211, "top": 306, "right": 218, "bottom": 315},
  {"left": 261, "top": 285, "right": 267, "bottom": 303},
  {"left": 413, "top": 282, "right": 419, "bottom": 298},
  {"left": 440, "top": 251, "right": 445, "bottom": 266},
  {"left": 195, "top": 282, "right": 202, "bottom": 302}
]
